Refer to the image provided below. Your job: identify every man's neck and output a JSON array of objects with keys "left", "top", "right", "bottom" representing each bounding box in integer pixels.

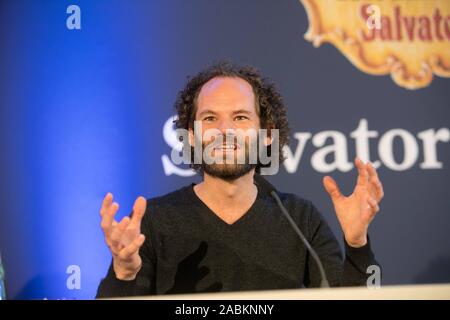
[{"left": 193, "top": 170, "right": 258, "bottom": 223}]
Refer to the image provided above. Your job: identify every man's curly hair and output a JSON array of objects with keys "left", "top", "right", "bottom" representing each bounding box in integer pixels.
[{"left": 174, "top": 61, "right": 290, "bottom": 173}]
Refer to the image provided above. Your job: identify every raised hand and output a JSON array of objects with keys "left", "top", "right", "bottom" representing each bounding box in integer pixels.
[
  {"left": 100, "top": 193, "right": 147, "bottom": 280},
  {"left": 323, "top": 158, "right": 384, "bottom": 248}
]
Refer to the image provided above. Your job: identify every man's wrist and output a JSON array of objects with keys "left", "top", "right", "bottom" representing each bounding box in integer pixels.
[
  {"left": 115, "top": 272, "right": 138, "bottom": 281},
  {"left": 113, "top": 262, "right": 142, "bottom": 281},
  {"left": 345, "top": 235, "right": 368, "bottom": 248}
]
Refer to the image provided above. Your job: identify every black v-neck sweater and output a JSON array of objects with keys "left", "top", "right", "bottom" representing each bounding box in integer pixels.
[{"left": 96, "top": 184, "right": 379, "bottom": 298}]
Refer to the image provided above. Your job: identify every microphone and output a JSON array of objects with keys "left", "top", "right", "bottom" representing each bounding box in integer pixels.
[{"left": 254, "top": 174, "right": 330, "bottom": 288}]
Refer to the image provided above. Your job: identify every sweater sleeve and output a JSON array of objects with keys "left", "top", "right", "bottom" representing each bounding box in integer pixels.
[
  {"left": 304, "top": 201, "right": 381, "bottom": 288},
  {"left": 96, "top": 205, "right": 157, "bottom": 298}
]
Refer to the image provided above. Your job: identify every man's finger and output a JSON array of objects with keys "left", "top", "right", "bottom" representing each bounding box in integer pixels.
[
  {"left": 367, "top": 163, "right": 384, "bottom": 200},
  {"left": 130, "top": 196, "right": 147, "bottom": 228},
  {"left": 118, "top": 234, "right": 146, "bottom": 260},
  {"left": 323, "top": 176, "right": 343, "bottom": 201},
  {"left": 355, "top": 158, "right": 369, "bottom": 187},
  {"left": 100, "top": 192, "right": 113, "bottom": 216},
  {"left": 101, "top": 202, "right": 119, "bottom": 234},
  {"left": 109, "top": 216, "right": 131, "bottom": 251}
]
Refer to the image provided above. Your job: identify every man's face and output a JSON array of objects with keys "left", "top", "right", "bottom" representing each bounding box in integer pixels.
[{"left": 191, "top": 76, "right": 261, "bottom": 180}]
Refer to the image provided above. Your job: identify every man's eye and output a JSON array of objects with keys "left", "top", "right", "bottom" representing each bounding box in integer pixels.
[
  {"left": 203, "top": 116, "right": 215, "bottom": 122},
  {"left": 235, "top": 115, "right": 249, "bottom": 121}
]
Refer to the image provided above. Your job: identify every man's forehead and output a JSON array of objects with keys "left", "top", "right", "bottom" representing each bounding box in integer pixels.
[
  {"left": 199, "top": 77, "right": 254, "bottom": 100},
  {"left": 196, "top": 76, "right": 256, "bottom": 113},
  {"left": 201, "top": 76, "right": 252, "bottom": 93}
]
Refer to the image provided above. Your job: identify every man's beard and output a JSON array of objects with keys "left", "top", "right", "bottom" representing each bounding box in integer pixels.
[
  {"left": 202, "top": 161, "right": 256, "bottom": 181},
  {"left": 199, "top": 137, "right": 257, "bottom": 181}
]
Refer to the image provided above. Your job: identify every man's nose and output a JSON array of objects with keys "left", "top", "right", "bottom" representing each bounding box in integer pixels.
[{"left": 217, "top": 118, "right": 236, "bottom": 134}]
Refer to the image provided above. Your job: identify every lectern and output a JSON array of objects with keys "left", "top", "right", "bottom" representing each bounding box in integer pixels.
[{"left": 117, "top": 283, "right": 450, "bottom": 300}]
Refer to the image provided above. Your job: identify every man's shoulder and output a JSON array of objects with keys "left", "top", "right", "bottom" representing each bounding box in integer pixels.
[
  {"left": 270, "top": 190, "right": 325, "bottom": 224},
  {"left": 139, "top": 184, "right": 197, "bottom": 228},
  {"left": 272, "top": 191, "right": 329, "bottom": 237},
  {"left": 145, "top": 184, "right": 193, "bottom": 209},
  {"left": 276, "top": 190, "right": 314, "bottom": 211}
]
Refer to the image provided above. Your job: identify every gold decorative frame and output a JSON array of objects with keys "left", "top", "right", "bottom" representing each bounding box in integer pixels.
[{"left": 301, "top": 0, "right": 450, "bottom": 90}]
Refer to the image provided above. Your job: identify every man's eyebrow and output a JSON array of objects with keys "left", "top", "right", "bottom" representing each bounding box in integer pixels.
[
  {"left": 197, "top": 109, "right": 218, "bottom": 117},
  {"left": 232, "top": 109, "right": 253, "bottom": 115},
  {"left": 197, "top": 109, "right": 254, "bottom": 117}
]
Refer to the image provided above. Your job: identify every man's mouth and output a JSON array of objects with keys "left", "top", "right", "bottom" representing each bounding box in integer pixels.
[{"left": 214, "top": 144, "right": 238, "bottom": 151}]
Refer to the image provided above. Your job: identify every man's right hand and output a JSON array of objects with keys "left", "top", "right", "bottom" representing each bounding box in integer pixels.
[{"left": 100, "top": 193, "right": 147, "bottom": 280}]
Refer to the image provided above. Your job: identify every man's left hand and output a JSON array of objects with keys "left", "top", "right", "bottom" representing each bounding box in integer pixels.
[{"left": 323, "top": 157, "right": 384, "bottom": 248}]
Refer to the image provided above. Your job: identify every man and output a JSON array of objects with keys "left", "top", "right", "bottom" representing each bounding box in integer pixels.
[{"left": 96, "top": 62, "right": 383, "bottom": 297}]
